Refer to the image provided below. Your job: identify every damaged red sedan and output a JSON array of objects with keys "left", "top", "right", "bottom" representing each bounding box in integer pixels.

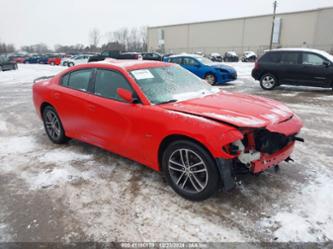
[{"left": 32, "top": 60, "right": 303, "bottom": 201}]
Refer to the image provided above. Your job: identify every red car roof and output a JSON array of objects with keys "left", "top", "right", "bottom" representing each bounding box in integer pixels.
[{"left": 91, "top": 59, "right": 171, "bottom": 71}]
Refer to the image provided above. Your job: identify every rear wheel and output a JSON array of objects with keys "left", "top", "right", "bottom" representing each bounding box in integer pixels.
[
  {"left": 204, "top": 73, "right": 216, "bottom": 85},
  {"left": 68, "top": 62, "right": 74, "bottom": 67},
  {"left": 260, "top": 73, "right": 278, "bottom": 90},
  {"left": 162, "top": 140, "right": 219, "bottom": 201},
  {"left": 42, "top": 106, "right": 69, "bottom": 144}
]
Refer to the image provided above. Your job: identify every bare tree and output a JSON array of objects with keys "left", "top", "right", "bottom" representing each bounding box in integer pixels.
[
  {"left": 21, "top": 43, "right": 48, "bottom": 53},
  {"left": 113, "top": 28, "right": 129, "bottom": 50},
  {"left": 89, "top": 28, "right": 101, "bottom": 47}
]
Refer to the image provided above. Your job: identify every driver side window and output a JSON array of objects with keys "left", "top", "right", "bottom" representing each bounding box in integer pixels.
[
  {"left": 302, "top": 53, "right": 327, "bottom": 66},
  {"left": 94, "top": 69, "right": 134, "bottom": 102}
]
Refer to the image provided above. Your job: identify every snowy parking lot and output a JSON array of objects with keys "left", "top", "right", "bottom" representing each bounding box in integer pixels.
[{"left": 0, "top": 63, "right": 333, "bottom": 244}]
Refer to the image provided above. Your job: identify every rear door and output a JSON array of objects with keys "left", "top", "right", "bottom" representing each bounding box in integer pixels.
[
  {"left": 279, "top": 52, "right": 303, "bottom": 85},
  {"left": 299, "top": 52, "right": 332, "bottom": 87},
  {"left": 52, "top": 68, "right": 94, "bottom": 138}
]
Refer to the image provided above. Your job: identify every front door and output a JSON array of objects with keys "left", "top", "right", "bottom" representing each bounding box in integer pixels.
[
  {"left": 83, "top": 68, "right": 149, "bottom": 162},
  {"left": 299, "top": 52, "right": 332, "bottom": 87}
]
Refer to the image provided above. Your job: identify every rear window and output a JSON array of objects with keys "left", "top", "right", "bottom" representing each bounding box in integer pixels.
[
  {"left": 280, "top": 52, "right": 300, "bottom": 65},
  {"left": 61, "top": 69, "right": 93, "bottom": 92},
  {"left": 169, "top": 57, "right": 183, "bottom": 64},
  {"left": 259, "top": 52, "right": 281, "bottom": 63}
]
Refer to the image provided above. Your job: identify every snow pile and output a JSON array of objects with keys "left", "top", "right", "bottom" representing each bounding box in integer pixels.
[
  {"left": 39, "top": 148, "right": 93, "bottom": 164},
  {"left": 267, "top": 173, "right": 333, "bottom": 242},
  {"left": 0, "top": 64, "right": 65, "bottom": 85},
  {"left": 0, "top": 136, "right": 36, "bottom": 154}
]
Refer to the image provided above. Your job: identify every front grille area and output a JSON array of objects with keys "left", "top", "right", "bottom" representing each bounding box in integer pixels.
[{"left": 254, "top": 129, "right": 293, "bottom": 155}]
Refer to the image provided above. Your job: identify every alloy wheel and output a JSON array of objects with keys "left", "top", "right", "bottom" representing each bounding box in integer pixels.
[
  {"left": 205, "top": 74, "right": 215, "bottom": 85},
  {"left": 44, "top": 110, "right": 61, "bottom": 140},
  {"left": 168, "top": 148, "right": 208, "bottom": 194},
  {"left": 262, "top": 75, "right": 275, "bottom": 89}
]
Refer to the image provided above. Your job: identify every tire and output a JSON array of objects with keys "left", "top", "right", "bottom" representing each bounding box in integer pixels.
[
  {"left": 50, "top": 62, "right": 55, "bottom": 66},
  {"left": 68, "top": 62, "right": 74, "bottom": 67},
  {"left": 204, "top": 73, "right": 216, "bottom": 85},
  {"left": 42, "top": 106, "right": 69, "bottom": 144},
  {"left": 260, "top": 73, "right": 278, "bottom": 90},
  {"left": 162, "top": 140, "right": 220, "bottom": 201}
]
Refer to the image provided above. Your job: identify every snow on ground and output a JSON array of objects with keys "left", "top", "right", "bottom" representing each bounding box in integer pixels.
[{"left": 0, "top": 63, "right": 333, "bottom": 244}]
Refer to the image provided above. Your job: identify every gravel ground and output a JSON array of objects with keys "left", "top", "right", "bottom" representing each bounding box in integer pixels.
[{"left": 0, "top": 63, "right": 332, "bottom": 244}]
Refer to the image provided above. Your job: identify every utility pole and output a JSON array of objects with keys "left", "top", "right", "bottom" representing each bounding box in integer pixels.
[{"left": 269, "top": 1, "right": 278, "bottom": 50}]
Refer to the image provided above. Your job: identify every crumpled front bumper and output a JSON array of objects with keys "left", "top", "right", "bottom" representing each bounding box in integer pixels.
[{"left": 251, "top": 141, "right": 295, "bottom": 174}]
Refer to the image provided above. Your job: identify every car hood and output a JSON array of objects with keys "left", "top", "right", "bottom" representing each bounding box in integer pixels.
[{"left": 161, "top": 91, "right": 295, "bottom": 129}]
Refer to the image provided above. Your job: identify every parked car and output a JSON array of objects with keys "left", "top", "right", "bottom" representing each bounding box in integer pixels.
[
  {"left": 33, "top": 60, "right": 303, "bottom": 201},
  {"left": 224, "top": 51, "right": 239, "bottom": 62},
  {"left": 252, "top": 48, "right": 333, "bottom": 90},
  {"left": 209, "top": 53, "right": 223, "bottom": 62},
  {"left": 0, "top": 55, "right": 18, "bottom": 71},
  {"left": 165, "top": 54, "right": 237, "bottom": 85},
  {"left": 88, "top": 50, "right": 142, "bottom": 62},
  {"left": 241, "top": 51, "right": 257, "bottom": 62},
  {"left": 38, "top": 55, "right": 51, "bottom": 64},
  {"left": 9, "top": 56, "right": 26, "bottom": 63},
  {"left": 62, "top": 55, "right": 91, "bottom": 67},
  {"left": 142, "top": 52, "right": 162, "bottom": 61},
  {"left": 48, "top": 56, "right": 61, "bottom": 65},
  {"left": 24, "top": 55, "right": 42, "bottom": 64},
  {"left": 162, "top": 53, "right": 174, "bottom": 61}
]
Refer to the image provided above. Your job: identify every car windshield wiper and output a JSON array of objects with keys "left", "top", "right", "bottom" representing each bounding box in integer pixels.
[{"left": 157, "top": 99, "right": 178, "bottom": 105}]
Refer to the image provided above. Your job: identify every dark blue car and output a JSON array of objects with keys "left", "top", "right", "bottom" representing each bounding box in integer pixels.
[
  {"left": 165, "top": 54, "right": 237, "bottom": 85},
  {"left": 24, "top": 55, "right": 49, "bottom": 64}
]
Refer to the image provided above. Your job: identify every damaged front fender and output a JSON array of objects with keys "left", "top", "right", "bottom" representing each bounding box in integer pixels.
[{"left": 266, "top": 114, "right": 303, "bottom": 136}]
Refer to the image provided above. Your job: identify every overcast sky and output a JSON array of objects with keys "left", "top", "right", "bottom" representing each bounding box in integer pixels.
[{"left": 1, "top": 0, "right": 333, "bottom": 49}]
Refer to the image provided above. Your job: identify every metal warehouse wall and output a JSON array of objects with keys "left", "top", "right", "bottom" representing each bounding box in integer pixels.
[{"left": 147, "top": 7, "right": 333, "bottom": 55}]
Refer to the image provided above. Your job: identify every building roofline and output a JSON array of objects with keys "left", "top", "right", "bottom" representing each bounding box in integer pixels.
[{"left": 148, "top": 6, "right": 333, "bottom": 29}]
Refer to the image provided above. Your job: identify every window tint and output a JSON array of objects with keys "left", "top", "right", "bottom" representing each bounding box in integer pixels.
[
  {"left": 170, "top": 57, "right": 183, "bottom": 64},
  {"left": 260, "top": 52, "right": 281, "bottom": 63},
  {"left": 94, "top": 69, "right": 133, "bottom": 101},
  {"left": 61, "top": 73, "right": 70, "bottom": 86},
  {"left": 302, "top": 53, "right": 327, "bottom": 66},
  {"left": 280, "top": 52, "right": 300, "bottom": 65},
  {"left": 183, "top": 57, "right": 199, "bottom": 66},
  {"left": 67, "top": 69, "right": 92, "bottom": 91}
]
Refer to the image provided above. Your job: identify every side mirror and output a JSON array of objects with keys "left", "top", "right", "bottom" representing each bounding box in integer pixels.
[
  {"left": 117, "top": 88, "right": 137, "bottom": 104},
  {"left": 323, "top": 61, "right": 330, "bottom": 67}
]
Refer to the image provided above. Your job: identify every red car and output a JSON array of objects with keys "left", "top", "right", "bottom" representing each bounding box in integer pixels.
[
  {"left": 47, "top": 56, "right": 61, "bottom": 65},
  {"left": 32, "top": 60, "right": 303, "bottom": 201}
]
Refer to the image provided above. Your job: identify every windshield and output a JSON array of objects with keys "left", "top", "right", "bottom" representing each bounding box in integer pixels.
[
  {"left": 130, "top": 65, "right": 219, "bottom": 104},
  {"left": 195, "top": 57, "right": 214, "bottom": 65}
]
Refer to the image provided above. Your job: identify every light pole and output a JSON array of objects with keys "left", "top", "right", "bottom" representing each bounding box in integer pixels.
[{"left": 269, "top": 1, "right": 278, "bottom": 50}]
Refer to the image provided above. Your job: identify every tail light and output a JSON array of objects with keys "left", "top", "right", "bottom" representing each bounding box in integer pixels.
[{"left": 254, "top": 61, "right": 259, "bottom": 70}]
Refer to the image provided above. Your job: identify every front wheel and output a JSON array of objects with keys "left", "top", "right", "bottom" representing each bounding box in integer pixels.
[
  {"left": 162, "top": 140, "right": 219, "bottom": 201},
  {"left": 42, "top": 106, "right": 69, "bottom": 144},
  {"left": 204, "top": 73, "right": 216, "bottom": 85},
  {"left": 260, "top": 73, "right": 278, "bottom": 90}
]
